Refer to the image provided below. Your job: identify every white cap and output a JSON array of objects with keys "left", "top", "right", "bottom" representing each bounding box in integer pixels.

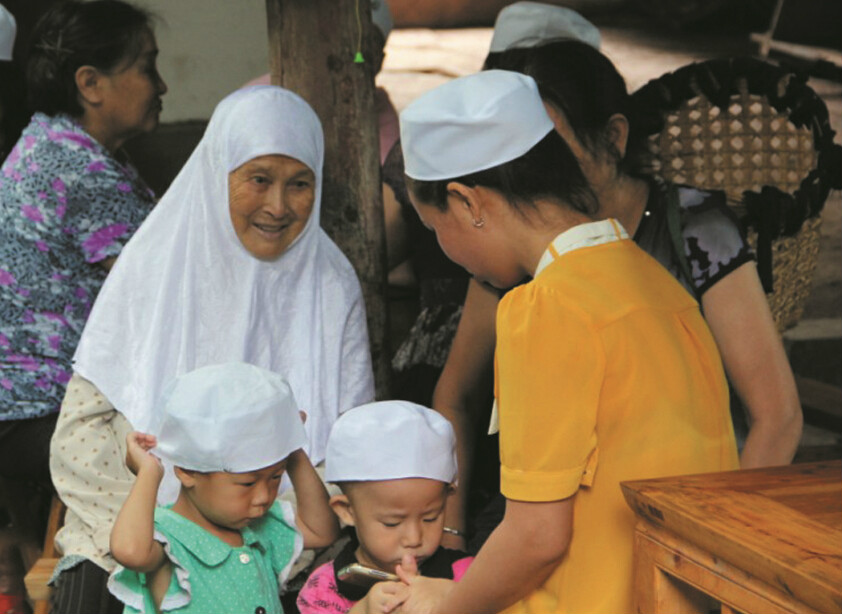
[
  {"left": 0, "top": 4, "right": 16, "bottom": 62},
  {"left": 488, "top": 1, "right": 601, "bottom": 53},
  {"left": 325, "top": 401, "right": 456, "bottom": 483},
  {"left": 371, "top": 0, "right": 393, "bottom": 40},
  {"left": 150, "top": 363, "right": 307, "bottom": 473},
  {"left": 400, "top": 69, "right": 554, "bottom": 181}
]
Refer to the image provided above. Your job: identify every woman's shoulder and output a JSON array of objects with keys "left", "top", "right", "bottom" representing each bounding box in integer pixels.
[
  {"left": 3, "top": 113, "right": 119, "bottom": 190},
  {"left": 316, "top": 232, "right": 364, "bottom": 294}
]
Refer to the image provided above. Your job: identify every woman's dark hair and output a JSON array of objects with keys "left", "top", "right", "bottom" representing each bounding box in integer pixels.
[
  {"left": 1, "top": 60, "right": 30, "bottom": 160},
  {"left": 26, "top": 0, "right": 154, "bottom": 116},
  {"left": 485, "top": 39, "right": 649, "bottom": 176},
  {"left": 406, "top": 128, "right": 598, "bottom": 216}
]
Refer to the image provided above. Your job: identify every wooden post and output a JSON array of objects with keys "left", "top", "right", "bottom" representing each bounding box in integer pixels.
[{"left": 264, "top": 0, "right": 390, "bottom": 398}]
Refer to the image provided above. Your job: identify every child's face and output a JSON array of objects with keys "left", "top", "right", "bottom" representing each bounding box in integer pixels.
[
  {"left": 337, "top": 478, "right": 450, "bottom": 574},
  {"left": 183, "top": 458, "right": 287, "bottom": 531}
]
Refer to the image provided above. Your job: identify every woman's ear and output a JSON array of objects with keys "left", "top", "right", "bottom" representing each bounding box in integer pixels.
[
  {"left": 446, "top": 182, "right": 486, "bottom": 227},
  {"left": 75, "top": 65, "right": 105, "bottom": 107},
  {"left": 329, "top": 494, "right": 355, "bottom": 527},
  {"left": 605, "top": 113, "right": 630, "bottom": 160}
]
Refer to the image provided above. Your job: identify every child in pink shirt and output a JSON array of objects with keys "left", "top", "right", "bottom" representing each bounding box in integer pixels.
[{"left": 297, "top": 401, "right": 472, "bottom": 614}]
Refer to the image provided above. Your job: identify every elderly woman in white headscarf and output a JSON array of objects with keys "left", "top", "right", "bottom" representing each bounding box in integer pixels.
[{"left": 47, "top": 85, "right": 375, "bottom": 614}]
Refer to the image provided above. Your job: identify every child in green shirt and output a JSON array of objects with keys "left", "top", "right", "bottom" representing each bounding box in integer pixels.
[{"left": 108, "top": 362, "right": 339, "bottom": 613}]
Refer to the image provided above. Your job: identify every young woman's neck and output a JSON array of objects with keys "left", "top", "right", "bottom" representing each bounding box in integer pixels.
[
  {"left": 509, "top": 198, "right": 594, "bottom": 277},
  {"left": 592, "top": 173, "right": 650, "bottom": 236},
  {"left": 171, "top": 490, "right": 244, "bottom": 548}
]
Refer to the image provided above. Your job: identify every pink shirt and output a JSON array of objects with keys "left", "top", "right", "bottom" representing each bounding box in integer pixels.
[{"left": 297, "top": 554, "right": 472, "bottom": 614}]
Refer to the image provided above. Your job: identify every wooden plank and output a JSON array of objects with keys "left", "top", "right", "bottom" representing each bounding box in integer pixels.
[
  {"left": 624, "top": 488, "right": 842, "bottom": 612},
  {"left": 636, "top": 523, "right": 823, "bottom": 614},
  {"left": 624, "top": 461, "right": 841, "bottom": 497},
  {"left": 633, "top": 525, "right": 710, "bottom": 614},
  {"left": 622, "top": 464, "right": 842, "bottom": 614},
  {"left": 24, "top": 558, "right": 57, "bottom": 602}
]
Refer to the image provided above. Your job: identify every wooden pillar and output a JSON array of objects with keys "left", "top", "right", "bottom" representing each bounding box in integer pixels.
[{"left": 265, "top": 0, "right": 390, "bottom": 398}]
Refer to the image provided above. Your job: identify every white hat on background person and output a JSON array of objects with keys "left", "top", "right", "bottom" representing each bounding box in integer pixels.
[
  {"left": 488, "top": 1, "right": 601, "bottom": 52},
  {"left": 371, "top": 0, "right": 393, "bottom": 40},
  {"left": 400, "top": 69, "right": 554, "bottom": 181},
  {"left": 149, "top": 362, "right": 307, "bottom": 473},
  {"left": 325, "top": 400, "right": 457, "bottom": 483},
  {"left": 0, "top": 4, "right": 16, "bottom": 61}
]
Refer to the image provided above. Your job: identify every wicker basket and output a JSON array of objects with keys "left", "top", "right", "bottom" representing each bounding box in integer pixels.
[{"left": 633, "top": 58, "right": 841, "bottom": 332}]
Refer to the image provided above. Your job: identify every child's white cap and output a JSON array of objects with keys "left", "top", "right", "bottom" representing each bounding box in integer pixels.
[
  {"left": 150, "top": 362, "right": 307, "bottom": 473},
  {"left": 400, "top": 69, "right": 554, "bottom": 181},
  {"left": 325, "top": 401, "right": 456, "bottom": 483},
  {"left": 371, "top": 0, "right": 393, "bottom": 40},
  {"left": 488, "top": 2, "right": 601, "bottom": 53},
  {"left": 0, "top": 4, "right": 16, "bottom": 62}
]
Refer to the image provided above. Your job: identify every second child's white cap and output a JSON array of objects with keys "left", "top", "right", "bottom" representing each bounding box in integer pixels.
[
  {"left": 150, "top": 362, "right": 307, "bottom": 473},
  {"left": 371, "top": 0, "right": 393, "bottom": 40},
  {"left": 400, "top": 69, "right": 554, "bottom": 181},
  {"left": 325, "top": 401, "right": 457, "bottom": 483},
  {"left": 488, "top": 1, "right": 601, "bottom": 52}
]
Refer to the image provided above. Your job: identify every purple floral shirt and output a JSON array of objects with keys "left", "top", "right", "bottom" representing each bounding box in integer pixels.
[{"left": 0, "top": 113, "right": 154, "bottom": 420}]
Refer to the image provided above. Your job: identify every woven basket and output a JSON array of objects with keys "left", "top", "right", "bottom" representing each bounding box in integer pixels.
[{"left": 633, "top": 58, "right": 841, "bottom": 332}]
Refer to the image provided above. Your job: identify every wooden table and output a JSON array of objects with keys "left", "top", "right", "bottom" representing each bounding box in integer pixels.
[{"left": 621, "top": 460, "right": 842, "bottom": 614}]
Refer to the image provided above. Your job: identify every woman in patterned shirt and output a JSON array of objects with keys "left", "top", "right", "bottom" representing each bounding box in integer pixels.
[{"left": 0, "top": 0, "right": 166, "bottom": 489}]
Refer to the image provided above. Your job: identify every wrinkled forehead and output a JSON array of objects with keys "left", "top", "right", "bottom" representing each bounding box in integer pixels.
[{"left": 211, "top": 86, "right": 324, "bottom": 176}]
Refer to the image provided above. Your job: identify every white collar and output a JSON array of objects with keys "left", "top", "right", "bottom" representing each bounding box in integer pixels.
[{"left": 534, "top": 218, "right": 628, "bottom": 277}]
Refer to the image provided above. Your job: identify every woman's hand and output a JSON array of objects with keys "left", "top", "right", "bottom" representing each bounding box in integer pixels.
[
  {"left": 125, "top": 432, "right": 163, "bottom": 478},
  {"left": 395, "top": 554, "right": 454, "bottom": 614},
  {"left": 353, "top": 581, "right": 410, "bottom": 614}
]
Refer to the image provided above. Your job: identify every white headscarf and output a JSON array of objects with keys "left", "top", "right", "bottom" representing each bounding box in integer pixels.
[{"left": 74, "top": 85, "right": 375, "bottom": 468}]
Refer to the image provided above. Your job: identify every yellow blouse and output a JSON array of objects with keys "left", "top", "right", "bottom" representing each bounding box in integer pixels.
[{"left": 496, "top": 221, "right": 738, "bottom": 613}]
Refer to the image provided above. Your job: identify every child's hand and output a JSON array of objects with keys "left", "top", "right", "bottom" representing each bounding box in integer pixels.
[
  {"left": 125, "top": 432, "right": 163, "bottom": 478},
  {"left": 396, "top": 553, "right": 418, "bottom": 581},
  {"left": 363, "top": 581, "right": 409, "bottom": 614}
]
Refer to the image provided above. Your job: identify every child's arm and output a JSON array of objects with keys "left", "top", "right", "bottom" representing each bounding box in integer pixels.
[
  {"left": 110, "top": 432, "right": 167, "bottom": 573},
  {"left": 286, "top": 448, "right": 340, "bottom": 548}
]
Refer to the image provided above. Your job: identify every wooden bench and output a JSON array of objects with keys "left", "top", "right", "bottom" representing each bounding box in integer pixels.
[{"left": 24, "top": 496, "right": 65, "bottom": 614}]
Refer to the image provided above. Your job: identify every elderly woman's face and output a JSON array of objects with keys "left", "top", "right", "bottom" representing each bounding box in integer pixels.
[{"left": 228, "top": 154, "right": 316, "bottom": 261}]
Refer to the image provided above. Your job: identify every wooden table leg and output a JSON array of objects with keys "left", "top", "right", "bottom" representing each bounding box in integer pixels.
[{"left": 633, "top": 523, "right": 711, "bottom": 614}]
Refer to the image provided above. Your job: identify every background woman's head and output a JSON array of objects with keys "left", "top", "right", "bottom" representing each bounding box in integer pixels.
[
  {"left": 1, "top": 3, "right": 27, "bottom": 159},
  {"left": 400, "top": 70, "right": 596, "bottom": 287},
  {"left": 26, "top": 0, "right": 166, "bottom": 142},
  {"left": 487, "top": 39, "right": 648, "bottom": 185}
]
